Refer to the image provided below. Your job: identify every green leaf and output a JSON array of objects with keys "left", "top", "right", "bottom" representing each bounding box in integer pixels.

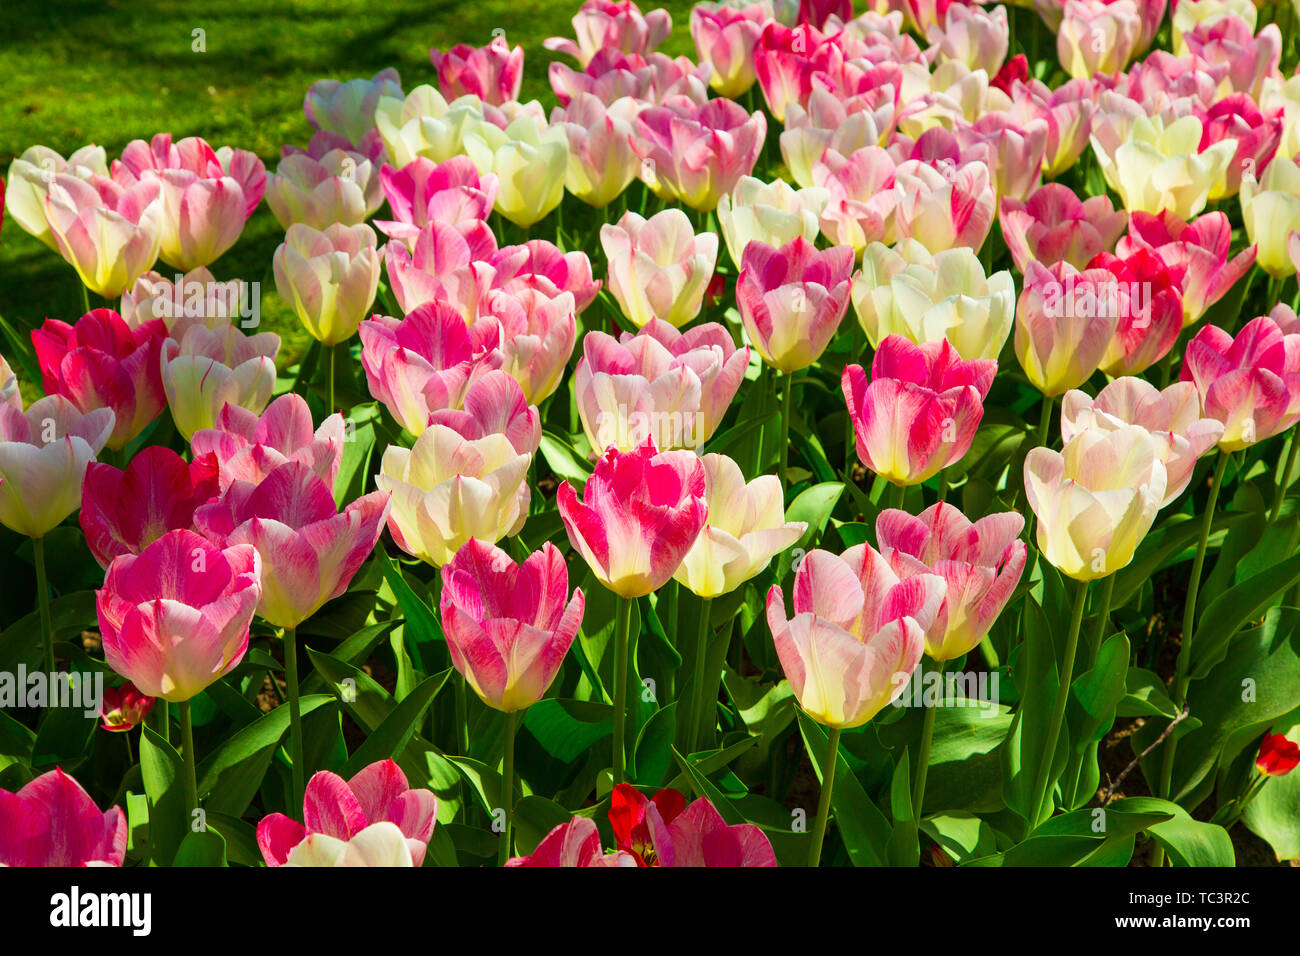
[
  {"left": 339, "top": 670, "right": 450, "bottom": 777},
  {"left": 776, "top": 482, "right": 845, "bottom": 578},
  {"left": 140, "top": 725, "right": 187, "bottom": 867},
  {"left": 512, "top": 795, "right": 573, "bottom": 857},
  {"left": 522, "top": 698, "right": 613, "bottom": 764},
  {"left": 797, "top": 712, "right": 891, "bottom": 866},
  {"left": 1118, "top": 668, "right": 1179, "bottom": 719},
  {"left": 539, "top": 429, "right": 592, "bottom": 489},
  {"left": 1190, "top": 551, "right": 1300, "bottom": 680},
  {"left": 173, "top": 828, "right": 227, "bottom": 867},
  {"left": 964, "top": 807, "right": 1172, "bottom": 867},
  {"left": 633, "top": 701, "right": 677, "bottom": 787},
  {"left": 1110, "top": 797, "right": 1235, "bottom": 866}
]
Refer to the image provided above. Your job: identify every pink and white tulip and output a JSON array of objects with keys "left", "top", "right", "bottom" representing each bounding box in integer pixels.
[
  {"left": 0, "top": 769, "right": 127, "bottom": 867},
  {"left": 430, "top": 40, "right": 524, "bottom": 106},
  {"left": 273, "top": 222, "right": 382, "bottom": 346},
  {"left": 632, "top": 98, "right": 766, "bottom": 212},
  {"left": 159, "top": 325, "right": 279, "bottom": 440},
  {"left": 1014, "top": 260, "right": 1122, "bottom": 396},
  {"left": 601, "top": 209, "right": 720, "bottom": 329},
  {"left": 264, "top": 150, "right": 382, "bottom": 230},
  {"left": 43, "top": 173, "right": 162, "bottom": 298},
  {"left": 999, "top": 184, "right": 1127, "bottom": 274}
]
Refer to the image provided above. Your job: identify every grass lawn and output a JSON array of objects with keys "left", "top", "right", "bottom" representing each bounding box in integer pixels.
[{"left": 0, "top": 0, "right": 700, "bottom": 374}]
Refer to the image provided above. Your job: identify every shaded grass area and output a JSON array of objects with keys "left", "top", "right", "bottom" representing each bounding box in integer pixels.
[{"left": 0, "top": 0, "right": 698, "bottom": 370}]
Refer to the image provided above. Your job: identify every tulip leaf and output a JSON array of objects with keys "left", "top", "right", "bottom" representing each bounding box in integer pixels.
[
  {"left": 797, "top": 711, "right": 891, "bottom": 867},
  {"left": 921, "top": 812, "right": 998, "bottom": 865},
  {"left": 1117, "top": 667, "right": 1180, "bottom": 719},
  {"left": 1111, "top": 511, "right": 1243, "bottom": 610},
  {"left": 1110, "top": 797, "right": 1235, "bottom": 867},
  {"left": 512, "top": 795, "right": 573, "bottom": 857},
  {"left": 1067, "top": 633, "right": 1131, "bottom": 751},
  {"left": 334, "top": 401, "right": 379, "bottom": 508},
  {"left": 539, "top": 429, "right": 592, "bottom": 490},
  {"left": 305, "top": 648, "right": 395, "bottom": 731},
  {"left": 0, "top": 589, "right": 97, "bottom": 671},
  {"left": 339, "top": 670, "right": 450, "bottom": 778},
  {"left": 963, "top": 806, "right": 1173, "bottom": 867},
  {"left": 522, "top": 698, "right": 613, "bottom": 765},
  {"left": 204, "top": 811, "right": 263, "bottom": 868},
  {"left": 0, "top": 709, "right": 34, "bottom": 773},
  {"left": 299, "top": 620, "right": 398, "bottom": 694},
  {"left": 1190, "top": 551, "right": 1300, "bottom": 680},
  {"left": 30, "top": 692, "right": 97, "bottom": 771},
  {"left": 173, "top": 828, "right": 227, "bottom": 868},
  {"left": 633, "top": 701, "right": 677, "bottom": 787},
  {"left": 885, "top": 748, "right": 920, "bottom": 868},
  {"left": 140, "top": 725, "right": 187, "bottom": 867},
  {"left": 1002, "top": 594, "right": 1062, "bottom": 828},
  {"left": 776, "top": 482, "right": 845, "bottom": 578},
  {"left": 378, "top": 550, "right": 443, "bottom": 660}
]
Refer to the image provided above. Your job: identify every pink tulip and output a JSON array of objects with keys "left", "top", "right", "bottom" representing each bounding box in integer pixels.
[
  {"left": 1005, "top": 76, "right": 1095, "bottom": 178},
  {"left": 927, "top": 3, "right": 1009, "bottom": 75},
  {"left": 98, "top": 681, "right": 156, "bottom": 732},
  {"left": 283, "top": 128, "right": 387, "bottom": 167},
  {"left": 384, "top": 219, "right": 498, "bottom": 320},
  {"left": 1117, "top": 210, "right": 1255, "bottom": 324},
  {"left": 1089, "top": 249, "right": 1185, "bottom": 377},
  {"left": 428, "top": 370, "right": 541, "bottom": 455},
  {"left": 0, "top": 769, "right": 127, "bottom": 867},
  {"left": 304, "top": 69, "right": 403, "bottom": 151},
  {"left": 97, "top": 529, "right": 262, "bottom": 702},
  {"left": 430, "top": 40, "right": 524, "bottom": 105},
  {"left": 111, "top": 133, "right": 265, "bottom": 271},
  {"left": 1057, "top": 0, "right": 1142, "bottom": 80},
  {"left": 439, "top": 539, "right": 584, "bottom": 712},
  {"left": 953, "top": 114, "right": 1049, "bottom": 202},
  {"left": 80, "top": 446, "right": 220, "bottom": 569},
  {"left": 1183, "top": 15, "right": 1281, "bottom": 100},
  {"left": 548, "top": 50, "right": 710, "bottom": 108},
  {"left": 607, "top": 783, "right": 777, "bottom": 866},
  {"left": 1197, "top": 94, "right": 1282, "bottom": 200},
  {"left": 843, "top": 335, "right": 995, "bottom": 487},
  {"left": 550, "top": 94, "right": 641, "bottom": 209},
  {"left": 544, "top": 0, "right": 673, "bottom": 67},
  {"left": 194, "top": 462, "right": 389, "bottom": 629},
  {"left": 507, "top": 816, "right": 636, "bottom": 866},
  {"left": 575, "top": 319, "right": 749, "bottom": 452},
  {"left": 264, "top": 150, "right": 383, "bottom": 230},
  {"left": 892, "top": 158, "right": 996, "bottom": 253},
  {"left": 0, "top": 396, "right": 114, "bottom": 539},
  {"left": 558, "top": 437, "right": 708, "bottom": 598},
  {"left": 359, "top": 302, "right": 476, "bottom": 436},
  {"left": 766, "top": 545, "right": 945, "bottom": 729},
  {"left": 601, "top": 209, "right": 720, "bottom": 329},
  {"left": 376, "top": 156, "right": 496, "bottom": 248},
  {"left": 690, "top": 2, "right": 771, "bottom": 98},
  {"left": 1061, "top": 378, "right": 1224, "bottom": 504},
  {"left": 781, "top": 88, "right": 894, "bottom": 189},
  {"left": 632, "top": 98, "right": 766, "bottom": 212},
  {"left": 476, "top": 288, "right": 577, "bottom": 404},
  {"left": 876, "top": 503, "right": 1026, "bottom": 661},
  {"left": 812, "top": 147, "right": 898, "bottom": 253},
  {"left": 120, "top": 266, "right": 252, "bottom": 341},
  {"left": 159, "top": 324, "right": 280, "bottom": 440},
  {"left": 43, "top": 173, "right": 162, "bottom": 298},
  {"left": 489, "top": 239, "right": 601, "bottom": 314},
  {"left": 32, "top": 307, "right": 168, "bottom": 449},
  {"left": 190, "top": 392, "right": 345, "bottom": 494},
  {"left": 999, "top": 184, "right": 1127, "bottom": 274},
  {"left": 754, "top": 21, "right": 834, "bottom": 123},
  {"left": 1181, "top": 316, "right": 1300, "bottom": 451},
  {"left": 736, "top": 236, "right": 854, "bottom": 373},
  {"left": 1014, "top": 260, "right": 1123, "bottom": 396},
  {"left": 257, "top": 759, "right": 437, "bottom": 867}
]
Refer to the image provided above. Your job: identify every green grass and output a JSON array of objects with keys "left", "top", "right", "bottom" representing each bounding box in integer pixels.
[{"left": 0, "top": 0, "right": 699, "bottom": 376}]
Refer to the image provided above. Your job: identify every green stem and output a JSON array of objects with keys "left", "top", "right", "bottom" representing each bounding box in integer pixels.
[
  {"left": 808, "top": 726, "right": 841, "bottom": 867},
  {"left": 1270, "top": 431, "right": 1298, "bottom": 523},
  {"left": 1029, "top": 577, "right": 1089, "bottom": 826},
  {"left": 778, "top": 371, "right": 793, "bottom": 491},
  {"left": 455, "top": 673, "right": 469, "bottom": 755},
  {"left": 33, "top": 536, "right": 54, "bottom": 675},
  {"left": 327, "top": 343, "right": 336, "bottom": 414},
  {"left": 1035, "top": 393, "right": 1056, "bottom": 450},
  {"left": 888, "top": 480, "right": 906, "bottom": 513},
  {"left": 179, "top": 698, "right": 199, "bottom": 819},
  {"left": 691, "top": 597, "right": 714, "bottom": 754},
  {"left": 912, "top": 659, "right": 945, "bottom": 828},
  {"left": 498, "top": 710, "right": 517, "bottom": 866},
  {"left": 1062, "top": 573, "right": 1116, "bottom": 804},
  {"left": 284, "top": 628, "right": 305, "bottom": 816},
  {"left": 150, "top": 701, "right": 170, "bottom": 745},
  {"left": 79, "top": 281, "right": 91, "bottom": 316},
  {"left": 612, "top": 595, "right": 633, "bottom": 784}
]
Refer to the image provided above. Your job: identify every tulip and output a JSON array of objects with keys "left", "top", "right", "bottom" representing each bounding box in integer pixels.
[
  {"left": 1000, "top": 184, "right": 1127, "bottom": 274},
  {"left": 1183, "top": 16, "right": 1280, "bottom": 101},
  {"left": 1181, "top": 316, "right": 1300, "bottom": 451},
  {"left": 1057, "top": 0, "right": 1142, "bottom": 80},
  {"left": 80, "top": 446, "right": 220, "bottom": 569},
  {"left": 891, "top": 158, "right": 996, "bottom": 252},
  {"left": 952, "top": 114, "right": 1049, "bottom": 202},
  {"left": 32, "top": 308, "right": 168, "bottom": 450},
  {"left": 377, "top": 426, "right": 531, "bottom": 567},
  {"left": 476, "top": 288, "right": 577, "bottom": 404},
  {"left": 876, "top": 503, "right": 1026, "bottom": 661},
  {"left": 1241, "top": 154, "right": 1300, "bottom": 278},
  {"left": 690, "top": 2, "right": 771, "bottom": 98},
  {"left": 428, "top": 370, "right": 541, "bottom": 455},
  {"left": 5, "top": 144, "right": 108, "bottom": 250},
  {"left": 440, "top": 538, "right": 584, "bottom": 712},
  {"left": 736, "top": 236, "right": 854, "bottom": 374},
  {"left": 384, "top": 220, "right": 498, "bottom": 320},
  {"left": 632, "top": 98, "right": 767, "bottom": 212},
  {"left": 544, "top": 0, "right": 673, "bottom": 67},
  {"left": 1255, "top": 732, "right": 1300, "bottom": 777},
  {"left": 1014, "top": 259, "right": 1123, "bottom": 396},
  {"left": 716, "top": 176, "right": 826, "bottom": 272},
  {"left": 812, "top": 147, "right": 898, "bottom": 255},
  {"left": 1117, "top": 210, "right": 1254, "bottom": 324},
  {"left": 1172, "top": 0, "right": 1256, "bottom": 55},
  {"left": 190, "top": 392, "right": 345, "bottom": 494},
  {"left": 928, "top": 3, "right": 1008, "bottom": 75},
  {"left": 1086, "top": 249, "right": 1184, "bottom": 377},
  {"left": 273, "top": 223, "right": 381, "bottom": 346},
  {"left": 781, "top": 89, "right": 890, "bottom": 189},
  {"left": 374, "top": 85, "right": 487, "bottom": 168},
  {"left": 43, "top": 173, "right": 163, "bottom": 298},
  {"left": 507, "top": 816, "right": 637, "bottom": 866},
  {"left": 0, "top": 395, "right": 113, "bottom": 538},
  {"left": 359, "top": 303, "right": 477, "bottom": 436},
  {"left": 548, "top": 49, "right": 709, "bottom": 108},
  {"left": 852, "top": 240, "right": 1014, "bottom": 362},
  {"left": 575, "top": 319, "right": 747, "bottom": 454},
  {"left": 99, "top": 682, "right": 155, "bottom": 732},
  {"left": 1005, "top": 77, "right": 1095, "bottom": 179},
  {"left": 1061, "top": 378, "right": 1224, "bottom": 505},
  {"left": 160, "top": 324, "right": 279, "bottom": 440},
  {"left": 601, "top": 209, "right": 720, "bottom": 329},
  {"left": 97, "top": 529, "right": 262, "bottom": 701},
  {"left": 461, "top": 116, "right": 568, "bottom": 227},
  {"left": 375, "top": 156, "right": 497, "bottom": 247},
  {"left": 549, "top": 94, "right": 641, "bottom": 209},
  {"left": 843, "top": 335, "right": 996, "bottom": 487},
  {"left": 0, "top": 769, "right": 127, "bottom": 867},
  {"left": 1025, "top": 426, "right": 1168, "bottom": 581},
  {"left": 753, "top": 21, "right": 835, "bottom": 123},
  {"left": 490, "top": 239, "right": 600, "bottom": 313},
  {"left": 304, "top": 68, "right": 403, "bottom": 150},
  {"left": 896, "top": 60, "right": 1007, "bottom": 139},
  {"left": 1198, "top": 94, "right": 1282, "bottom": 201},
  {"left": 0, "top": 354, "right": 15, "bottom": 409},
  {"left": 430, "top": 40, "right": 524, "bottom": 106},
  {"left": 280, "top": 823, "right": 416, "bottom": 866},
  {"left": 1092, "top": 113, "right": 1237, "bottom": 220},
  {"left": 257, "top": 759, "right": 437, "bottom": 866},
  {"left": 264, "top": 150, "right": 382, "bottom": 230},
  {"left": 194, "top": 462, "right": 389, "bottom": 630},
  {"left": 120, "top": 267, "right": 254, "bottom": 340},
  {"left": 608, "top": 784, "right": 777, "bottom": 866}
]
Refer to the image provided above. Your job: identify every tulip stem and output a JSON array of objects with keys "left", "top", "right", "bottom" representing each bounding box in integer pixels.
[
  {"left": 179, "top": 698, "right": 199, "bottom": 819},
  {"left": 327, "top": 344, "right": 336, "bottom": 414},
  {"left": 808, "top": 726, "right": 840, "bottom": 868},
  {"left": 778, "top": 371, "right": 793, "bottom": 491},
  {"left": 498, "top": 710, "right": 516, "bottom": 867},
  {"left": 1270, "top": 432, "right": 1298, "bottom": 523},
  {"left": 691, "top": 597, "right": 714, "bottom": 754},
  {"left": 888, "top": 480, "right": 906, "bottom": 513},
  {"left": 1062, "top": 573, "right": 1117, "bottom": 805},
  {"left": 612, "top": 595, "right": 633, "bottom": 784},
  {"left": 33, "top": 536, "right": 55, "bottom": 675},
  {"left": 1029, "top": 577, "right": 1089, "bottom": 828},
  {"left": 79, "top": 280, "right": 90, "bottom": 316},
  {"left": 284, "top": 628, "right": 306, "bottom": 816},
  {"left": 913, "top": 659, "right": 945, "bottom": 829},
  {"left": 1034, "top": 393, "right": 1055, "bottom": 450}
]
